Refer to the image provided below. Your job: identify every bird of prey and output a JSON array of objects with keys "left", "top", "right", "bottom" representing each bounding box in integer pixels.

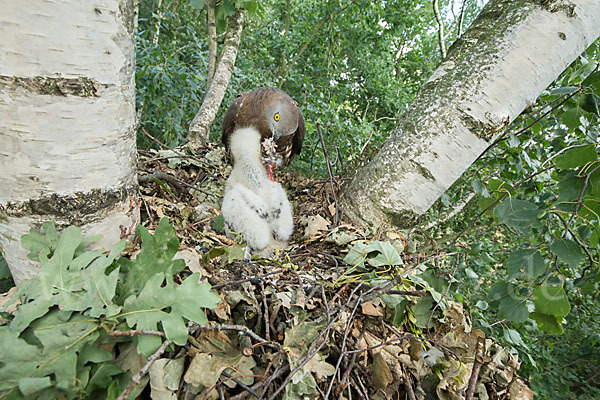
[
  {"left": 222, "top": 87, "right": 305, "bottom": 179},
  {"left": 221, "top": 127, "right": 294, "bottom": 257}
]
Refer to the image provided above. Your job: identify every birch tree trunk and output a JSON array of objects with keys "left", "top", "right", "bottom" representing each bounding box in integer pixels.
[
  {"left": 0, "top": 0, "right": 139, "bottom": 283},
  {"left": 340, "top": 0, "right": 600, "bottom": 230},
  {"left": 188, "top": 7, "right": 245, "bottom": 148}
]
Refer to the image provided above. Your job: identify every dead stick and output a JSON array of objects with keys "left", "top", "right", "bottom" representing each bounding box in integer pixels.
[
  {"left": 316, "top": 121, "right": 339, "bottom": 225},
  {"left": 402, "top": 364, "right": 417, "bottom": 400},
  {"left": 116, "top": 339, "right": 172, "bottom": 400},
  {"left": 465, "top": 337, "right": 485, "bottom": 400}
]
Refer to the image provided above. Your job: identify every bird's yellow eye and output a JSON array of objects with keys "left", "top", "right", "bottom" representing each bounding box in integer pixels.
[{"left": 274, "top": 113, "right": 280, "bottom": 122}]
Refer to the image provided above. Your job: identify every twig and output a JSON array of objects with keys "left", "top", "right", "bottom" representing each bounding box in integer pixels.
[
  {"left": 211, "top": 269, "right": 286, "bottom": 289},
  {"left": 193, "top": 323, "right": 281, "bottom": 351},
  {"left": 386, "top": 290, "right": 427, "bottom": 297},
  {"left": 138, "top": 171, "right": 213, "bottom": 196},
  {"left": 465, "top": 337, "right": 485, "bottom": 400},
  {"left": 221, "top": 371, "right": 262, "bottom": 399},
  {"left": 108, "top": 329, "right": 166, "bottom": 338},
  {"left": 565, "top": 164, "right": 600, "bottom": 231},
  {"left": 116, "top": 339, "right": 172, "bottom": 400},
  {"left": 259, "top": 281, "right": 271, "bottom": 342},
  {"left": 316, "top": 121, "right": 340, "bottom": 225},
  {"left": 267, "top": 284, "right": 366, "bottom": 400},
  {"left": 433, "top": 0, "right": 446, "bottom": 59},
  {"left": 402, "top": 364, "right": 417, "bottom": 400},
  {"left": 324, "top": 291, "right": 361, "bottom": 398}
]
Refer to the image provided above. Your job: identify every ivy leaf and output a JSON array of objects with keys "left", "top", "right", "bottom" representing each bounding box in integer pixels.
[
  {"left": 554, "top": 144, "right": 597, "bottom": 170},
  {"left": 530, "top": 312, "right": 563, "bottom": 334},
  {"left": 505, "top": 249, "right": 545, "bottom": 279},
  {"left": 494, "top": 198, "right": 541, "bottom": 234},
  {"left": 365, "top": 241, "right": 402, "bottom": 266},
  {"left": 532, "top": 285, "right": 570, "bottom": 317},
  {"left": 550, "top": 239, "right": 585, "bottom": 269}
]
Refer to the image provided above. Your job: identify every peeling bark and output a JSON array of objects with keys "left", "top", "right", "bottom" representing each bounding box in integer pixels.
[
  {"left": 340, "top": 0, "right": 600, "bottom": 230},
  {"left": 188, "top": 7, "right": 245, "bottom": 148},
  {"left": 0, "top": 0, "right": 139, "bottom": 283}
]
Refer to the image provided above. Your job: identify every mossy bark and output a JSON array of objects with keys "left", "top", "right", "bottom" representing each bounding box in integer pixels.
[{"left": 340, "top": 0, "right": 600, "bottom": 230}]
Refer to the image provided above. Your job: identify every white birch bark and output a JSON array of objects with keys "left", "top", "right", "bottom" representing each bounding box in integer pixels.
[
  {"left": 341, "top": 0, "right": 600, "bottom": 230},
  {"left": 188, "top": 7, "right": 245, "bottom": 148},
  {"left": 0, "top": 0, "right": 139, "bottom": 283}
]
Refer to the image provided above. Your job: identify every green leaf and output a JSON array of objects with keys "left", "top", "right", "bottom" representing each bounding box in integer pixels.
[
  {"left": 505, "top": 249, "right": 545, "bottom": 279},
  {"left": 118, "top": 218, "right": 186, "bottom": 299},
  {"left": 498, "top": 295, "right": 529, "bottom": 323},
  {"left": 365, "top": 241, "right": 402, "bottom": 266},
  {"left": 475, "top": 300, "right": 488, "bottom": 310},
  {"left": 11, "top": 226, "right": 87, "bottom": 334},
  {"left": 61, "top": 240, "right": 125, "bottom": 318},
  {"left": 494, "top": 198, "right": 541, "bottom": 234},
  {"left": 530, "top": 312, "right": 563, "bottom": 334},
  {"left": 342, "top": 241, "right": 369, "bottom": 268},
  {"left": 533, "top": 285, "right": 570, "bottom": 317},
  {"left": 554, "top": 144, "right": 598, "bottom": 170},
  {"left": 412, "top": 295, "right": 434, "bottom": 329},
  {"left": 561, "top": 109, "right": 580, "bottom": 130},
  {"left": 189, "top": 0, "right": 205, "bottom": 9},
  {"left": 18, "top": 377, "right": 52, "bottom": 396},
  {"left": 550, "top": 239, "right": 585, "bottom": 269},
  {"left": 582, "top": 70, "right": 600, "bottom": 90},
  {"left": 122, "top": 272, "right": 219, "bottom": 356}
]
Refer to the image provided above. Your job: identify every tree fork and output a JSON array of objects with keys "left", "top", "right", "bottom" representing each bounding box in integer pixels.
[{"left": 340, "top": 0, "right": 600, "bottom": 230}]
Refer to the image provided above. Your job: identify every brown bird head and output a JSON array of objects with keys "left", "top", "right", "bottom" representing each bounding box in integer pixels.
[{"left": 222, "top": 87, "right": 305, "bottom": 167}]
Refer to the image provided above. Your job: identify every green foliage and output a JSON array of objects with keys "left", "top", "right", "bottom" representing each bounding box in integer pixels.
[
  {"left": 428, "top": 41, "right": 600, "bottom": 398},
  {"left": 0, "top": 218, "right": 219, "bottom": 399},
  {"left": 136, "top": 0, "right": 475, "bottom": 176}
]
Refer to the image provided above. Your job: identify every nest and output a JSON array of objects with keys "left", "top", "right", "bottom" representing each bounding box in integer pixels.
[{"left": 133, "top": 143, "right": 532, "bottom": 400}]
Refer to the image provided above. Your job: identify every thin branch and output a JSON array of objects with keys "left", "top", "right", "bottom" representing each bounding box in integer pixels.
[
  {"left": 458, "top": 0, "right": 467, "bottom": 37},
  {"left": 205, "top": 0, "right": 218, "bottom": 90},
  {"left": 433, "top": 0, "right": 447, "bottom": 59},
  {"left": 317, "top": 122, "right": 339, "bottom": 225},
  {"left": 465, "top": 337, "right": 485, "bottom": 400},
  {"left": 116, "top": 339, "right": 172, "bottom": 400}
]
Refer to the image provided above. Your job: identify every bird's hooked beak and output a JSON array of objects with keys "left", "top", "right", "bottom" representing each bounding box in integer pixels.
[{"left": 271, "top": 126, "right": 282, "bottom": 141}]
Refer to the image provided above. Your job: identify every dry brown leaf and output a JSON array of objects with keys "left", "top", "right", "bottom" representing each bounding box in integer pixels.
[
  {"left": 302, "top": 215, "right": 330, "bottom": 240},
  {"left": 361, "top": 301, "right": 383, "bottom": 317},
  {"left": 328, "top": 202, "right": 336, "bottom": 217},
  {"left": 371, "top": 352, "right": 393, "bottom": 390}
]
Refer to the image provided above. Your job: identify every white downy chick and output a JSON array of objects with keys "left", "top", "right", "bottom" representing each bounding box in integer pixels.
[{"left": 221, "top": 127, "right": 294, "bottom": 257}]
